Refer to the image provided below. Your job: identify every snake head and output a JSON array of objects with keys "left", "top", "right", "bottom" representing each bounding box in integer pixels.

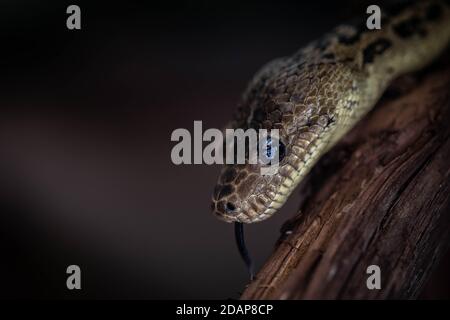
[{"left": 211, "top": 137, "right": 295, "bottom": 223}]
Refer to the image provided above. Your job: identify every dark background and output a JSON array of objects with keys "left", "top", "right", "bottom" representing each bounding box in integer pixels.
[{"left": 0, "top": 0, "right": 448, "bottom": 299}]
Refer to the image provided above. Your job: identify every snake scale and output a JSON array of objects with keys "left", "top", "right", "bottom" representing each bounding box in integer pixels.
[{"left": 210, "top": 0, "right": 450, "bottom": 278}]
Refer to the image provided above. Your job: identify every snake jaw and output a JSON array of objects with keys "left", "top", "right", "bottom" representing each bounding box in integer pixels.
[
  {"left": 212, "top": 209, "right": 241, "bottom": 223},
  {"left": 211, "top": 193, "right": 282, "bottom": 224},
  {"left": 212, "top": 161, "right": 297, "bottom": 223}
]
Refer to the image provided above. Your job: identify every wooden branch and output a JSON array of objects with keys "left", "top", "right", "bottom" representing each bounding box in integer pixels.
[{"left": 241, "top": 59, "right": 450, "bottom": 300}]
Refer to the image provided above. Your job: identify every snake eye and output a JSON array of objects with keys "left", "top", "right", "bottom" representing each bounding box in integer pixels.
[
  {"left": 263, "top": 137, "right": 286, "bottom": 162},
  {"left": 225, "top": 202, "right": 237, "bottom": 214}
]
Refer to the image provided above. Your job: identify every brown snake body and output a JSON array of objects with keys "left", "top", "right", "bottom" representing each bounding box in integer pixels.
[{"left": 210, "top": 0, "right": 450, "bottom": 277}]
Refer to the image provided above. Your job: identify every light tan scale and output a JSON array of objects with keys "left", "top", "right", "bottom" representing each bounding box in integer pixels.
[{"left": 211, "top": 0, "right": 450, "bottom": 224}]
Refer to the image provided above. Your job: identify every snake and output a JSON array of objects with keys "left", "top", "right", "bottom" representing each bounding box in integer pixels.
[{"left": 210, "top": 0, "right": 450, "bottom": 278}]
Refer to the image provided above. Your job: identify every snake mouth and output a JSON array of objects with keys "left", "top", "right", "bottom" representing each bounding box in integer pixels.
[
  {"left": 211, "top": 169, "right": 293, "bottom": 223},
  {"left": 215, "top": 213, "right": 237, "bottom": 223},
  {"left": 219, "top": 214, "right": 252, "bottom": 224},
  {"left": 214, "top": 207, "right": 271, "bottom": 224},
  {"left": 212, "top": 200, "right": 257, "bottom": 223},
  {"left": 212, "top": 194, "right": 283, "bottom": 223}
]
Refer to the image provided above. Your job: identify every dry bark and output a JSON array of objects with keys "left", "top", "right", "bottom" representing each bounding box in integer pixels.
[{"left": 241, "top": 59, "right": 450, "bottom": 300}]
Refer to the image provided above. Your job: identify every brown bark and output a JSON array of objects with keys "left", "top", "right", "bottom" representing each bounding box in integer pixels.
[{"left": 241, "top": 59, "right": 450, "bottom": 300}]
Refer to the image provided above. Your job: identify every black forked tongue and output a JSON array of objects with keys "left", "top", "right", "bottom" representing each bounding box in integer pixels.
[{"left": 234, "top": 222, "right": 255, "bottom": 280}]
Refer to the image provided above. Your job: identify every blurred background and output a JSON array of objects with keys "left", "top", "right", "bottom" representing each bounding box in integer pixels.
[{"left": 0, "top": 0, "right": 448, "bottom": 299}]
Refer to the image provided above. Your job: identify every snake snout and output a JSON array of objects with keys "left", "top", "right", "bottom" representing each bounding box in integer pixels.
[{"left": 211, "top": 196, "right": 240, "bottom": 223}]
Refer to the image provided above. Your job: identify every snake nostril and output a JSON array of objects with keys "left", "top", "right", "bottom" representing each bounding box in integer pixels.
[{"left": 225, "top": 202, "right": 237, "bottom": 214}]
